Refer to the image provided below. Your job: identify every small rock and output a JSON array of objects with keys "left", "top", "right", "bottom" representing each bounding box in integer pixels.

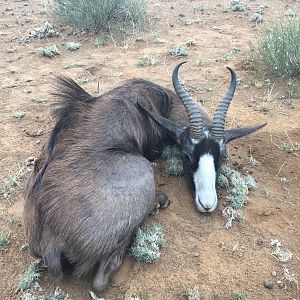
[
  {"left": 271, "top": 271, "right": 277, "bottom": 277},
  {"left": 25, "top": 156, "right": 37, "bottom": 166},
  {"left": 264, "top": 281, "right": 273, "bottom": 289},
  {"left": 277, "top": 280, "right": 284, "bottom": 289},
  {"left": 192, "top": 251, "right": 200, "bottom": 257}
]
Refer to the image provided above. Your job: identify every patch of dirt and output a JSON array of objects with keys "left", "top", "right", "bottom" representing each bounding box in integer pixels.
[{"left": 0, "top": 0, "right": 299, "bottom": 299}]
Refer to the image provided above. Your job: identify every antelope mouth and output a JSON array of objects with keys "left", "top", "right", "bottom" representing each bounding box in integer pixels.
[{"left": 195, "top": 197, "right": 217, "bottom": 213}]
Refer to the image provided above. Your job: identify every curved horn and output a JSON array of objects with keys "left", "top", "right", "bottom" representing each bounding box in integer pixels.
[
  {"left": 211, "top": 67, "right": 237, "bottom": 141},
  {"left": 172, "top": 61, "right": 204, "bottom": 141}
]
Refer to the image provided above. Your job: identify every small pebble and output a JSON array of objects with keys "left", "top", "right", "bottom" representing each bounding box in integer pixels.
[
  {"left": 271, "top": 271, "right": 277, "bottom": 277},
  {"left": 277, "top": 280, "right": 284, "bottom": 289},
  {"left": 264, "top": 281, "right": 273, "bottom": 289},
  {"left": 192, "top": 251, "right": 200, "bottom": 257}
]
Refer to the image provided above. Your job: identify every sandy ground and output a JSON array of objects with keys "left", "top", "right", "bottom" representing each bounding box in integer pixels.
[{"left": 0, "top": 0, "right": 299, "bottom": 299}]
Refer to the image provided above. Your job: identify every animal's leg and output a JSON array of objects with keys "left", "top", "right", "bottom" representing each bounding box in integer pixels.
[
  {"left": 93, "top": 249, "right": 124, "bottom": 292},
  {"left": 40, "top": 227, "right": 64, "bottom": 279},
  {"left": 155, "top": 191, "right": 171, "bottom": 209}
]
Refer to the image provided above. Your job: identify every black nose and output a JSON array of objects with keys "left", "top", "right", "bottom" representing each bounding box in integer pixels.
[{"left": 202, "top": 203, "right": 213, "bottom": 211}]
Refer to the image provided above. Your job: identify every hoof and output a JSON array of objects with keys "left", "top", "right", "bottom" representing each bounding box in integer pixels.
[{"left": 155, "top": 191, "right": 171, "bottom": 209}]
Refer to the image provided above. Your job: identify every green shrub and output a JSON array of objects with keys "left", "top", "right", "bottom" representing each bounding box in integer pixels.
[
  {"left": 161, "top": 145, "right": 183, "bottom": 176},
  {"left": 137, "top": 54, "right": 160, "bottom": 67},
  {"left": 229, "top": 293, "right": 248, "bottom": 300},
  {"left": 36, "top": 45, "right": 59, "bottom": 57},
  {"left": 130, "top": 224, "right": 165, "bottom": 263},
  {"left": 52, "top": 0, "right": 147, "bottom": 33},
  {"left": 18, "top": 260, "right": 45, "bottom": 290},
  {"left": 0, "top": 233, "right": 10, "bottom": 251},
  {"left": 218, "top": 165, "right": 256, "bottom": 210},
  {"left": 249, "top": 12, "right": 263, "bottom": 23},
  {"left": 169, "top": 45, "right": 188, "bottom": 57},
  {"left": 66, "top": 42, "right": 81, "bottom": 51},
  {"left": 13, "top": 111, "right": 26, "bottom": 118},
  {"left": 229, "top": 0, "right": 245, "bottom": 12},
  {"left": 259, "top": 17, "right": 300, "bottom": 76}
]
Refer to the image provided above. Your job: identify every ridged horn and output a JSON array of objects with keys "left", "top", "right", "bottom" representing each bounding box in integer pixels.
[
  {"left": 172, "top": 61, "right": 204, "bottom": 141},
  {"left": 211, "top": 67, "right": 237, "bottom": 141}
]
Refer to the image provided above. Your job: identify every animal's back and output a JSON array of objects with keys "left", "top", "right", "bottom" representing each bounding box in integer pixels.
[{"left": 23, "top": 77, "right": 175, "bottom": 286}]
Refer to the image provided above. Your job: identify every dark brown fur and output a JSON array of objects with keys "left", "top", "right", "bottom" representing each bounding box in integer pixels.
[{"left": 24, "top": 78, "right": 198, "bottom": 291}]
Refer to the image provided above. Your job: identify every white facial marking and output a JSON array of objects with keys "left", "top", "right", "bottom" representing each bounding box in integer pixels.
[
  {"left": 191, "top": 137, "right": 199, "bottom": 145},
  {"left": 204, "top": 129, "right": 209, "bottom": 138},
  {"left": 191, "top": 130, "right": 210, "bottom": 145},
  {"left": 193, "top": 153, "right": 217, "bottom": 213}
]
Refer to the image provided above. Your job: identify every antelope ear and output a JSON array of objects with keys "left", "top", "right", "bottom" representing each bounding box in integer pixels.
[
  {"left": 137, "top": 102, "right": 186, "bottom": 143},
  {"left": 224, "top": 123, "right": 267, "bottom": 144}
]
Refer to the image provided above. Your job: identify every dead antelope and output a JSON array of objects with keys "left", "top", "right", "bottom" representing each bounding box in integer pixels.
[{"left": 23, "top": 62, "right": 265, "bottom": 291}]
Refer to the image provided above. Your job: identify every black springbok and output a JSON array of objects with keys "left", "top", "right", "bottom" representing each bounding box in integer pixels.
[{"left": 23, "top": 62, "right": 266, "bottom": 291}]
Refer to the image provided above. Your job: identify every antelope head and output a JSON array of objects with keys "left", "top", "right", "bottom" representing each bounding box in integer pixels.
[{"left": 138, "top": 62, "right": 266, "bottom": 213}]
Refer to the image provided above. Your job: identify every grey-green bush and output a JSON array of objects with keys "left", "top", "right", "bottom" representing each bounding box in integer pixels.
[
  {"left": 161, "top": 145, "right": 183, "bottom": 176},
  {"left": 130, "top": 224, "right": 165, "bottom": 263},
  {"left": 52, "top": 0, "right": 147, "bottom": 33},
  {"left": 18, "top": 260, "right": 44, "bottom": 290},
  {"left": 0, "top": 234, "right": 10, "bottom": 251},
  {"left": 259, "top": 17, "right": 300, "bottom": 76},
  {"left": 218, "top": 164, "right": 257, "bottom": 209}
]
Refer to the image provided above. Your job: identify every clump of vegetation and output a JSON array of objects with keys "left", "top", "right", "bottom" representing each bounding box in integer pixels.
[
  {"left": 161, "top": 145, "right": 183, "bottom": 176},
  {"left": 30, "top": 21, "right": 59, "bottom": 39},
  {"left": 218, "top": 164, "right": 256, "bottom": 209},
  {"left": 182, "top": 285, "right": 204, "bottom": 300},
  {"left": 18, "top": 260, "right": 45, "bottom": 291},
  {"left": 63, "top": 62, "right": 86, "bottom": 69},
  {"left": 52, "top": 0, "right": 147, "bottom": 33},
  {"left": 259, "top": 17, "right": 300, "bottom": 76},
  {"left": 164, "top": 157, "right": 183, "bottom": 176},
  {"left": 218, "top": 164, "right": 257, "bottom": 229},
  {"left": 229, "top": 293, "right": 248, "bottom": 300},
  {"left": 137, "top": 54, "right": 160, "bottom": 67},
  {"left": 129, "top": 291, "right": 149, "bottom": 300},
  {"left": 1, "top": 164, "right": 29, "bottom": 202},
  {"left": 222, "top": 206, "right": 244, "bottom": 229},
  {"left": 229, "top": 0, "right": 246, "bottom": 12},
  {"left": 130, "top": 224, "right": 165, "bottom": 263},
  {"left": 193, "top": 4, "right": 204, "bottom": 14},
  {"left": 36, "top": 45, "right": 59, "bottom": 57},
  {"left": 249, "top": 12, "right": 263, "bottom": 23},
  {"left": 34, "top": 97, "right": 48, "bottom": 103},
  {"left": 0, "top": 233, "right": 10, "bottom": 251},
  {"left": 21, "top": 286, "right": 70, "bottom": 300},
  {"left": 271, "top": 239, "right": 293, "bottom": 262},
  {"left": 13, "top": 111, "right": 26, "bottom": 118},
  {"left": 283, "top": 266, "right": 299, "bottom": 287},
  {"left": 285, "top": 9, "right": 296, "bottom": 17},
  {"left": 169, "top": 45, "right": 187, "bottom": 56},
  {"left": 287, "top": 78, "right": 300, "bottom": 98},
  {"left": 255, "top": 5, "right": 266, "bottom": 15},
  {"left": 154, "top": 36, "right": 168, "bottom": 44},
  {"left": 66, "top": 41, "right": 81, "bottom": 51},
  {"left": 95, "top": 37, "right": 108, "bottom": 47},
  {"left": 244, "top": 175, "right": 257, "bottom": 189}
]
